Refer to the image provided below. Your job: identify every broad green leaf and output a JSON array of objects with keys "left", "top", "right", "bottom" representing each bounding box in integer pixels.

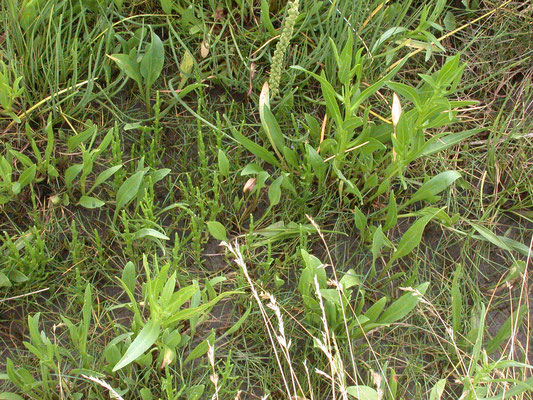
[
  {"left": 132, "top": 228, "right": 169, "bottom": 241},
  {"left": 166, "top": 292, "right": 239, "bottom": 325},
  {"left": 13, "top": 165, "right": 36, "bottom": 194},
  {"left": 260, "top": 0, "right": 276, "bottom": 36},
  {"left": 169, "top": 285, "right": 198, "bottom": 313},
  {"left": 159, "top": 272, "right": 177, "bottom": 306},
  {"left": 371, "top": 173, "right": 386, "bottom": 195},
  {"left": 115, "top": 170, "right": 145, "bottom": 216},
  {"left": 108, "top": 54, "right": 142, "bottom": 86},
  {"left": 332, "top": 164, "right": 362, "bottom": 201},
  {"left": 407, "top": 171, "right": 461, "bottom": 205},
  {"left": 0, "top": 272, "right": 11, "bottom": 287},
  {"left": 95, "top": 126, "right": 115, "bottom": 155},
  {"left": 149, "top": 168, "right": 170, "bottom": 183},
  {"left": 304, "top": 113, "right": 321, "bottom": 141},
  {"left": 386, "top": 81, "right": 422, "bottom": 110},
  {"left": 77, "top": 196, "right": 105, "bottom": 209},
  {"left": 81, "top": 285, "right": 92, "bottom": 345},
  {"left": 371, "top": 27, "right": 409, "bottom": 53},
  {"left": 393, "top": 115, "right": 409, "bottom": 154},
  {"left": 390, "top": 212, "right": 436, "bottom": 262},
  {"left": 443, "top": 11, "right": 456, "bottom": 31},
  {"left": 353, "top": 206, "right": 367, "bottom": 233},
  {"left": 417, "top": 206, "right": 455, "bottom": 226},
  {"left": 342, "top": 116, "right": 363, "bottom": 132},
  {"left": 282, "top": 146, "right": 299, "bottom": 169},
  {"left": 340, "top": 269, "right": 359, "bottom": 290},
  {"left": 207, "top": 221, "right": 227, "bottom": 241},
  {"left": 160, "top": 0, "right": 173, "bottom": 14},
  {"left": 19, "top": 0, "right": 44, "bottom": 29},
  {"left": 0, "top": 393, "right": 25, "bottom": 400},
  {"left": 8, "top": 150, "right": 33, "bottom": 168},
  {"left": 179, "top": 51, "right": 194, "bottom": 88},
  {"left": 184, "top": 332, "right": 214, "bottom": 365},
  {"left": 4, "top": 361, "right": 21, "bottom": 390},
  {"left": 274, "top": 273, "right": 285, "bottom": 288},
  {"left": 362, "top": 174, "right": 378, "bottom": 193},
  {"left": 122, "top": 261, "right": 136, "bottom": 295},
  {"left": 320, "top": 288, "right": 341, "bottom": 305},
  {"left": 241, "top": 163, "right": 265, "bottom": 175},
  {"left": 187, "top": 384, "right": 206, "bottom": 400},
  {"left": 112, "top": 319, "right": 160, "bottom": 372},
  {"left": 0, "top": 156, "right": 13, "bottom": 178},
  {"left": 8, "top": 270, "right": 28, "bottom": 283},
  {"left": 378, "top": 282, "right": 429, "bottom": 324},
  {"left": 65, "top": 164, "right": 83, "bottom": 189},
  {"left": 299, "top": 249, "right": 327, "bottom": 298},
  {"left": 230, "top": 125, "right": 280, "bottom": 167},
  {"left": 451, "top": 264, "right": 463, "bottom": 335},
  {"left": 268, "top": 175, "right": 283, "bottom": 207},
  {"left": 364, "top": 297, "right": 387, "bottom": 322},
  {"left": 497, "top": 236, "right": 530, "bottom": 256},
  {"left": 162, "top": 330, "right": 181, "bottom": 348},
  {"left": 429, "top": 379, "right": 446, "bottom": 400},
  {"left": 371, "top": 225, "right": 392, "bottom": 262},
  {"left": 347, "top": 385, "right": 379, "bottom": 399},
  {"left": 318, "top": 71, "right": 343, "bottom": 128},
  {"left": 140, "top": 30, "right": 165, "bottom": 90},
  {"left": 217, "top": 149, "right": 229, "bottom": 177},
  {"left": 140, "top": 388, "right": 153, "bottom": 400},
  {"left": 260, "top": 103, "right": 285, "bottom": 153},
  {"left": 305, "top": 144, "right": 326, "bottom": 182},
  {"left": 388, "top": 368, "right": 398, "bottom": 399},
  {"left": 47, "top": 164, "right": 58, "bottom": 179},
  {"left": 437, "top": 55, "right": 462, "bottom": 87},
  {"left": 337, "top": 34, "right": 354, "bottom": 84},
  {"left": 88, "top": 165, "right": 122, "bottom": 194},
  {"left": 25, "top": 125, "right": 41, "bottom": 163}
]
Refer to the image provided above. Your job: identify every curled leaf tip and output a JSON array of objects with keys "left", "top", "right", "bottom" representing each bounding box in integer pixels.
[
  {"left": 260, "top": 81, "right": 270, "bottom": 109},
  {"left": 391, "top": 93, "right": 402, "bottom": 127}
]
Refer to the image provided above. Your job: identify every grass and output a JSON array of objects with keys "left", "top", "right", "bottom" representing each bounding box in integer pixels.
[{"left": 0, "top": 0, "right": 532, "bottom": 399}]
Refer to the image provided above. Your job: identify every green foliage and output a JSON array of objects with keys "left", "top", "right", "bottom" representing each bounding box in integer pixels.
[
  {"left": 0, "top": 259, "right": 237, "bottom": 397},
  {"left": 0, "top": 0, "right": 531, "bottom": 398},
  {"left": 109, "top": 28, "right": 165, "bottom": 108},
  {"left": 0, "top": 228, "right": 49, "bottom": 287},
  {"left": 298, "top": 249, "right": 428, "bottom": 338},
  {"left": 111, "top": 256, "right": 237, "bottom": 372},
  {"left": 1, "top": 286, "right": 94, "bottom": 399},
  {"left": 0, "top": 61, "right": 24, "bottom": 122},
  {"left": 0, "top": 155, "right": 36, "bottom": 204}
]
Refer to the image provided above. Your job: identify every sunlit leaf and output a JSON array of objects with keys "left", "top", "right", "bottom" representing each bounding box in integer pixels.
[
  {"left": 107, "top": 53, "right": 142, "bottom": 86},
  {"left": 77, "top": 195, "right": 105, "bottom": 209},
  {"left": 140, "top": 30, "right": 165, "bottom": 90},
  {"left": 115, "top": 170, "right": 145, "bottom": 217},
  {"left": 112, "top": 319, "right": 160, "bottom": 371},
  {"left": 207, "top": 221, "right": 227, "bottom": 242}
]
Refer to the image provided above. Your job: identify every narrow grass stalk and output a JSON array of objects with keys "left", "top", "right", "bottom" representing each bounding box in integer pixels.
[{"left": 222, "top": 240, "right": 298, "bottom": 398}]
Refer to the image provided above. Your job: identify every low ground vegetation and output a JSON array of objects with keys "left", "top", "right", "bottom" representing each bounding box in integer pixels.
[{"left": 0, "top": 0, "right": 532, "bottom": 399}]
